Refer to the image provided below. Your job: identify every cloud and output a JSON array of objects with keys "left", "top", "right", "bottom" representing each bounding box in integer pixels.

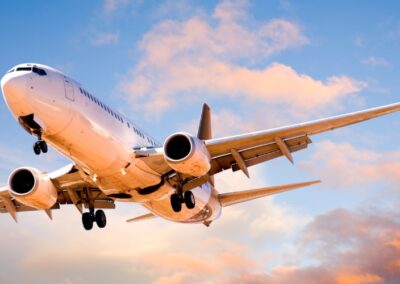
[
  {"left": 119, "top": 0, "right": 364, "bottom": 118},
  {"left": 0, "top": 167, "right": 309, "bottom": 283},
  {"left": 103, "top": 0, "right": 129, "bottom": 14},
  {"left": 300, "top": 140, "right": 400, "bottom": 189},
  {"left": 184, "top": 207, "right": 393, "bottom": 284},
  {"left": 90, "top": 32, "right": 119, "bottom": 46},
  {"left": 179, "top": 109, "right": 258, "bottom": 137},
  {"left": 361, "top": 56, "right": 390, "bottom": 67},
  {"left": 353, "top": 35, "right": 364, "bottom": 47}
]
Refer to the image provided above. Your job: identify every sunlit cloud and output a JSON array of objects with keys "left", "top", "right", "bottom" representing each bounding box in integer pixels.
[
  {"left": 300, "top": 140, "right": 400, "bottom": 189},
  {"left": 120, "top": 0, "right": 365, "bottom": 118},
  {"left": 0, "top": 167, "right": 309, "bottom": 283}
]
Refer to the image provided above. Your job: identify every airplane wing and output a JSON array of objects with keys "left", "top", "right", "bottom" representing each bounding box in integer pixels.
[
  {"left": 219, "top": 180, "right": 320, "bottom": 207},
  {"left": 137, "top": 102, "right": 400, "bottom": 180},
  {"left": 206, "top": 102, "right": 400, "bottom": 176},
  {"left": 0, "top": 164, "right": 115, "bottom": 222}
]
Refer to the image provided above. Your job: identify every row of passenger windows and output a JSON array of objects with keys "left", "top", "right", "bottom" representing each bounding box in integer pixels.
[
  {"left": 78, "top": 87, "right": 158, "bottom": 147},
  {"left": 79, "top": 87, "right": 124, "bottom": 122}
]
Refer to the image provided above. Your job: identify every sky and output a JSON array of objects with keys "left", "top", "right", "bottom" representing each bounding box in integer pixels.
[{"left": 1, "top": 0, "right": 400, "bottom": 283}]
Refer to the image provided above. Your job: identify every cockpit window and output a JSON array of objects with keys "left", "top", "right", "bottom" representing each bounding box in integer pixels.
[
  {"left": 15, "top": 66, "right": 47, "bottom": 76},
  {"left": 32, "top": 67, "right": 47, "bottom": 76},
  {"left": 7, "top": 69, "right": 15, "bottom": 73},
  {"left": 16, "top": 67, "right": 32, "bottom": 72}
]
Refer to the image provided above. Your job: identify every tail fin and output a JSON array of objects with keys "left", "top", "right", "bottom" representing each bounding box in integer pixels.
[
  {"left": 197, "top": 103, "right": 214, "bottom": 184},
  {"left": 219, "top": 180, "right": 320, "bottom": 207},
  {"left": 197, "top": 103, "right": 212, "bottom": 140}
]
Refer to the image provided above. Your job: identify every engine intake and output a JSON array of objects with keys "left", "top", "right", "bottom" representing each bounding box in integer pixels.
[
  {"left": 163, "top": 133, "right": 211, "bottom": 177},
  {"left": 8, "top": 167, "right": 58, "bottom": 209},
  {"left": 9, "top": 168, "right": 36, "bottom": 194}
]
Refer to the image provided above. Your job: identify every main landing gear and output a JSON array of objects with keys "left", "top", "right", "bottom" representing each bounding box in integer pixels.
[
  {"left": 82, "top": 209, "right": 107, "bottom": 230},
  {"left": 33, "top": 133, "right": 48, "bottom": 155},
  {"left": 170, "top": 190, "right": 195, "bottom": 213}
]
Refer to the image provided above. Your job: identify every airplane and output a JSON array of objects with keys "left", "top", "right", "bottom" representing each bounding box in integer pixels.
[{"left": 0, "top": 63, "right": 399, "bottom": 230}]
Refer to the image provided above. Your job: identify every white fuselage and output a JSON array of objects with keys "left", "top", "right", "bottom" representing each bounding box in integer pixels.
[{"left": 1, "top": 63, "right": 222, "bottom": 223}]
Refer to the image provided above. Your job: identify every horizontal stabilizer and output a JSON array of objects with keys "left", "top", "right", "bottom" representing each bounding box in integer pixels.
[
  {"left": 219, "top": 180, "right": 320, "bottom": 207},
  {"left": 126, "top": 212, "right": 156, "bottom": 223}
]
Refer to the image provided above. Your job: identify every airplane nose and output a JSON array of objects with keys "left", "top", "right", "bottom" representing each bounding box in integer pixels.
[{"left": 1, "top": 73, "right": 28, "bottom": 103}]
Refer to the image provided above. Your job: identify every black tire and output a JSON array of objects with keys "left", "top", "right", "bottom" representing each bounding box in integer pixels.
[
  {"left": 82, "top": 212, "right": 93, "bottom": 230},
  {"left": 171, "top": 193, "right": 182, "bottom": 213},
  {"left": 95, "top": 210, "right": 107, "bottom": 228},
  {"left": 33, "top": 142, "right": 41, "bottom": 155},
  {"left": 39, "top": 141, "right": 48, "bottom": 153},
  {"left": 184, "top": 191, "right": 195, "bottom": 209}
]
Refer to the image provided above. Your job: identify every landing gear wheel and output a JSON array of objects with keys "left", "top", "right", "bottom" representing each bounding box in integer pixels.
[
  {"left": 33, "top": 142, "right": 41, "bottom": 155},
  {"left": 33, "top": 140, "right": 47, "bottom": 155},
  {"left": 82, "top": 212, "right": 94, "bottom": 230},
  {"left": 95, "top": 210, "right": 107, "bottom": 228},
  {"left": 171, "top": 193, "right": 182, "bottom": 213},
  {"left": 184, "top": 191, "right": 195, "bottom": 209},
  {"left": 39, "top": 140, "right": 48, "bottom": 153}
]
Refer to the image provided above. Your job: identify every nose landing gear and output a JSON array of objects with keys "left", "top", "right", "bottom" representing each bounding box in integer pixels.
[
  {"left": 32, "top": 130, "right": 48, "bottom": 155},
  {"left": 33, "top": 139, "right": 48, "bottom": 155}
]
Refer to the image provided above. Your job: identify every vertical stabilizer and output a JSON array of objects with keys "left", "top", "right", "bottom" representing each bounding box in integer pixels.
[
  {"left": 197, "top": 103, "right": 212, "bottom": 140},
  {"left": 197, "top": 104, "right": 214, "bottom": 184}
]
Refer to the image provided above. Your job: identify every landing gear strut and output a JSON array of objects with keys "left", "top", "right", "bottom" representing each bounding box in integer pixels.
[
  {"left": 170, "top": 190, "right": 195, "bottom": 213},
  {"left": 33, "top": 133, "right": 48, "bottom": 155},
  {"left": 82, "top": 209, "right": 107, "bottom": 231}
]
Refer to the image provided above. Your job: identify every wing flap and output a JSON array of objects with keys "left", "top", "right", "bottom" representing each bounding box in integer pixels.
[
  {"left": 219, "top": 180, "right": 320, "bottom": 207},
  {"left": 210, "top": 135, "right": 311, "bottom": 175}
]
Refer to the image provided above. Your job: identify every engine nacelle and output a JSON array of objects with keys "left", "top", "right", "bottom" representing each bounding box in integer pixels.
[
  {"left": 163, "top": 132, "right": 211, "bottom": 177},
  {"left": 8, "top": 167, "right": 58, "bottom": 209}
]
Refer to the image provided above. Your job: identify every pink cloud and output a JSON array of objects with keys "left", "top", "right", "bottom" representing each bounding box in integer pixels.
[
  {"left": 119, "top": 1, "right": 366, "bottom": 117},
  {"left": 300, "top": 140, "right": 400, "bottom": 189}
]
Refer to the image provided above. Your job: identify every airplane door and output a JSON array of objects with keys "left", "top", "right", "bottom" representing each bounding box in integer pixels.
[{"left": 64, "top": 77, "right": 75, "bottom": 101}]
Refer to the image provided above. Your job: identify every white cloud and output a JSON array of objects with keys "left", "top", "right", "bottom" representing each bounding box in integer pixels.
[
  {"left": 90, "top": 32, "right": 119, "bottom": 46},
  {"left": 353, "top": 35, "right": 364, "bottom": 47},
  {"left": 361, "top": 56, "right": 390, "bottom": 67}
]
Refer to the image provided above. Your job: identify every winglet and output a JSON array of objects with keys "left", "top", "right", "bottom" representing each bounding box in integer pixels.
[{"left": 197, "top": 103, "right": 212, "bottom": 140}]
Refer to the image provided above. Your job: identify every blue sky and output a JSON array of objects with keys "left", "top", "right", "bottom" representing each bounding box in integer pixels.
[{"left": 1, "top": 1, "right": 400, "bottom": 283}]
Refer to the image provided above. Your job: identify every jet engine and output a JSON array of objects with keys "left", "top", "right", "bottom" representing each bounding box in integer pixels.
[
  {"left": 8, "top": 167, "right": 58, "bottom": 209},
  {"left": 163, "top": 132, "right": 211, "bottom": 177}
]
